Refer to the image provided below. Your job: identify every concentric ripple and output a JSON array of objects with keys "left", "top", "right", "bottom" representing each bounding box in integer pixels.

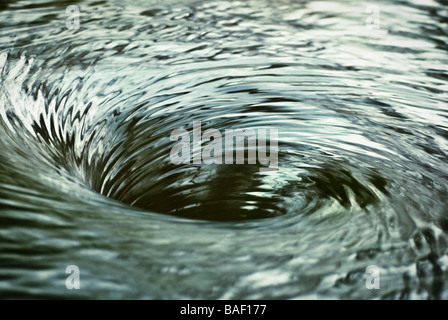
[{"left": 0, "top": 0, "right": 448, "bottom": 299}]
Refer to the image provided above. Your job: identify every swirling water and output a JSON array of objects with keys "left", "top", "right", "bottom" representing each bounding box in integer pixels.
[{"left": 0, "top": 0, "right": 447, "bottom": 299}]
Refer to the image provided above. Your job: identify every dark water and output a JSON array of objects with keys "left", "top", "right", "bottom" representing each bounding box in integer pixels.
[{"left": 0, "top": 0, "right": 448, "bottom": 299}]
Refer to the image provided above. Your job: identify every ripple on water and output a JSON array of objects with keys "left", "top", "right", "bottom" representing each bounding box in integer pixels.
[{"left": 0, "top": 0, "right": 448, "bottom": 299}]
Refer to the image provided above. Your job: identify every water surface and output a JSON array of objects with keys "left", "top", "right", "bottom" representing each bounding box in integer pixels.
[{"left": 0, "top": 0, "right": 448, "bottom": 299}]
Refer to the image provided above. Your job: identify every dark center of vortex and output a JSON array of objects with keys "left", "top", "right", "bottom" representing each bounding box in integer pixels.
[
  {"left": 88, "top": 142, "right": 383, "bottom": 222},
  {"left": 83, "top": 118, "right": 385, "bottom": 222},
  {"left": 100, "top": 161, "right": 287, "bottom": 222},
  {"left": 81, "top": 119, "right": 288, "bottom": 221}
]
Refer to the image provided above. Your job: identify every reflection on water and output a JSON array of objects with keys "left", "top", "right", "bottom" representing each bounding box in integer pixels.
[{"left": 0, "top": 0, "right": 447, "bottom": 299}]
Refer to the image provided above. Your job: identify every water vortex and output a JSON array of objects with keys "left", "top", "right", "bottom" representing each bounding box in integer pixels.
[{"left": 0, "top": 0, "right": 447, "bottom": 299}]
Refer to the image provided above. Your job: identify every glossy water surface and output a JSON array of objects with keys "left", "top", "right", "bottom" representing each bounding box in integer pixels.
[{"left": 0, "top": 0, "right": 448, "bottom": 299}]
